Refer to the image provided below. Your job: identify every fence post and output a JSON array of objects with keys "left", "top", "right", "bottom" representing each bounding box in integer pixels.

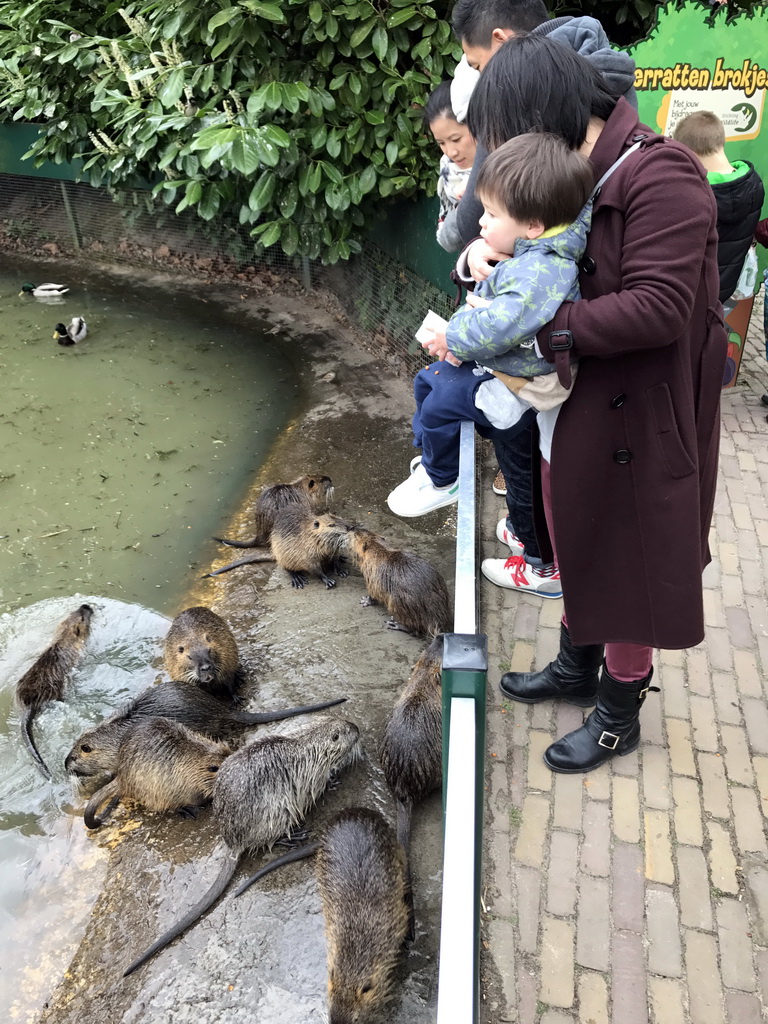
[{"left": 59, "top": 182, "right": 82, "bottom": 251}]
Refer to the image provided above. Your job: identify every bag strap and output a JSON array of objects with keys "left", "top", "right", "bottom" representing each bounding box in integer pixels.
[{"left": 589, "top": 138, "right": 644, "bottom": 201}]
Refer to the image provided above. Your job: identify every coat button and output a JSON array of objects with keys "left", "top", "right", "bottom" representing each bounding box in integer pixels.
[
  {"left": 613, "top": 449, "right": 632, "bottom": 464},
  {"left": 580, "top": 256, "right": 596, "bottom": 275},
  {"left": 610, "top": 393, "right": 626, "bottom": 408}
]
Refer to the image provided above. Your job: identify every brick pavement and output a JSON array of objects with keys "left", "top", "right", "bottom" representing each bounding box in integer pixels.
[{"left": 480, "top": 300, "right": 768, "bottom": 1024}]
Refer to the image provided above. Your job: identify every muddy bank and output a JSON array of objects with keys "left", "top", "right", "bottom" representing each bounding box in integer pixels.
[{"left": 34, "top": 266, "right": 456, "bottom": 1024}]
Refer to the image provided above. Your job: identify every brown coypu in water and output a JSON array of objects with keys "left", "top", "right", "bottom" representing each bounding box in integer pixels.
[
  {"left": 16, "top": 603, "right": 94, "bottom": 779},
  {"left": 204, "top": 506, "right": 350, "bottom": 590},
  {"left": 379, "top": 635, "right": 443, "bottom": 875},
  {"left": 84, "top": 717, "right": 232, "bottom": 829},
  {"left": 164, "top": 606, "right": 244, "bottom": 701},
  {"left": 122, "top": 717, "right": 362, "bottom": 977},
  {"left": 65, "top": 680, "right": 347, "bottom": 791},
  {"left": 343, "top": 525, "right": 451, "bottom": 637},
  {"left": 214, "top": 474, "right": 334, "bottom": 548},
  {"left": 234, "top": 807, "right": 411, "bottom": 1024}
]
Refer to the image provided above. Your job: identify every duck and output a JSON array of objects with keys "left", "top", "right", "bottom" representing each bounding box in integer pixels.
[
  {"left": 20, "top": 282, "right": 70, "bottom": 298},
  {"left": 53, "top": 318, "right": 87, "bottom": 346}
]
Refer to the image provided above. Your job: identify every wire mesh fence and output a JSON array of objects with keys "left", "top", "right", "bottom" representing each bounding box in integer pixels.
[{"left": 0, "top": 172, "right": 455, "bottom": 376}]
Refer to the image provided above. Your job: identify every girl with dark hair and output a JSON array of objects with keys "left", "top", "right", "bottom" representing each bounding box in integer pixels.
[
  {"left": 464, "top": 35, "right": 726, "bottom": 774},
  {"left": 424, "top": 81, "right": 477, "bottom": 252}
]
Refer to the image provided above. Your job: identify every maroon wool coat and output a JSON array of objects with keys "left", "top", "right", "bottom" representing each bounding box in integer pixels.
[{"left": 535, "top": 97, "right": 727, "bottom": 650}]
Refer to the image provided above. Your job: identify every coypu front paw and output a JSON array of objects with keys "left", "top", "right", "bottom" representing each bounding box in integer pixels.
[
  {"left": 360, "top": 595, "right": 377, "bottom": 607},
  {"left": 386, "top": 619, "right": 410, "bottom": 634},
  {"left": 320, "top": 574, "right": 337, "bottom": 589},
  {"left": 289, "top": 571, "right": 309, "bottom": 589}
]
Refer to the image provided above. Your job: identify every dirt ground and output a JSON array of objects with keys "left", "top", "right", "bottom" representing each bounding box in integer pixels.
[{"left": 35, "top": 273, "right": 466, "bottom": 1024}]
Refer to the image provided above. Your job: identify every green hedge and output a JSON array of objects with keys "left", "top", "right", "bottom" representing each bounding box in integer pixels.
[{"left": 0, "top": 0, "right": 460, "bottom": 262}]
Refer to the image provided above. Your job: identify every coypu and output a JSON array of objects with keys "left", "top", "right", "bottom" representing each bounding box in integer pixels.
[
  {"left": 204, "top": 506, "right": 350, "bottom": 590},
  {"left": 16, "top": 603, "right": 94, "bottom": 779},
  {"left": 380, "top": 635, "right": 443, "bottom": 857},
  {"left": 84, "top": 718, "right": 232, "bottom": 829},
  {"left": 164, "top": 606, "right": 244, "bottom": 701},
  {"left": 122, "top": 717, "right": 362, "bottom": 977},
  {"left": 214, "top": 474, "right": 334, "bottom": 548},
  {"left": 343, "top": 525, "right": 451, "bottom": 637},
  {"left": 235, "top": 808, "right": 411, "bottom": 1023},
  {"left": 65, "top": 680, "right": 347, "bottom": 790}
]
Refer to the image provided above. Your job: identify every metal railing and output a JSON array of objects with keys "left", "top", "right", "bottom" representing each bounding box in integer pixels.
[{"left": 437, "top": 420, "right": 488, "bottom": 1024}]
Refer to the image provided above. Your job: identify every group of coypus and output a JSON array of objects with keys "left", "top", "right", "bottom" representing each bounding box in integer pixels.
[{"left": 13, "top": 473, "right": 452, "bottom": 1023}]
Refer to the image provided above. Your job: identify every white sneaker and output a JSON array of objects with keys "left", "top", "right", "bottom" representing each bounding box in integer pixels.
[
  {"left": 387, "top": 463, "right": 459, "bottom": 517},
  {"left": 495, "top": 519, "right": 525, "bottom": 557},
  {"left": 481, "top": 554, "right": 562, "bottom": 598},
  {"left": 410, "top": 454, "right": 422, "bottom": 474}
]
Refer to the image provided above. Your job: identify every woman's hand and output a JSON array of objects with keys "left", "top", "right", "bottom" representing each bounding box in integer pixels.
[{"left": 467, "top": 238, "right": 509, "bottom": 283}]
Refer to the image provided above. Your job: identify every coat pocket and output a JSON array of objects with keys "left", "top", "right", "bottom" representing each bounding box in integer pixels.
[{"left": 646, "top": 383, "right": 695, "bottom": 479}]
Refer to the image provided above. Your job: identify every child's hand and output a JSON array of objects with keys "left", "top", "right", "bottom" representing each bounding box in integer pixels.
[
  {"left": 420, "top": 330, "right": 462, "bottom": 365},
  {"left": 465, "top": 293, "right": 492, "bottom": 309}
]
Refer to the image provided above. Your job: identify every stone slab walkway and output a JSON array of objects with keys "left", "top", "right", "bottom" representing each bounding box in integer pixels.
[{"left": 480, "top": 298, "right": 768, "bottom": 1024}]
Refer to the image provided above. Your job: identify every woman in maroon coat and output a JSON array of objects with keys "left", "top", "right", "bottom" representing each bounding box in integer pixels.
[{"left": 465, "top": 36, "right": 727, "bottom": 773}]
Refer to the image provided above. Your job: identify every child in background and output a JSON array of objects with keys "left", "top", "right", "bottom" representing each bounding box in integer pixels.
[
  {"left": 386, "top": 133, "right": 594, "bottom": 599},
  {"left": 673, "top": 110, "right": 764, "bottom": 311},
  {"left": 425, "top": 82, "right": 477, "bottom": 253}
]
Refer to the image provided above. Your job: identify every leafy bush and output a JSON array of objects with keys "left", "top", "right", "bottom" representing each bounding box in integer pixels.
[{"left": 0, "top": 0, "right": 459, "bottom": 261}]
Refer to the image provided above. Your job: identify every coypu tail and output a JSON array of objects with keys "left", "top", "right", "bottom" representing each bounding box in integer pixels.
[
  {"left": 84, "top": 779, "right": 121, "bottom": 830},
  {"left": 396, "top": 800, "right": 416, "bottom": 941},
  {"left": 212, "top": 534, "right": 268, "bottom": 549},
  {"left": 201, "top": 553, "right": 275, "bottom": 578},
  {"left": 230, "top": 696, "right": 347, "bottom": 725},
  {"left": 233, "top": 842, "right": 321, "bottom": 898},
  {"left": 123, "top": 850, "right": 240, "bottom": 978},
  {"left": 20, "top": 706, "right": 52, "bottom": 780}
]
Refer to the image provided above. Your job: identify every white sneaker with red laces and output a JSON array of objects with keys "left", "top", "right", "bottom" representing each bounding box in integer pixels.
[
  {"left": 481, "top": 554, "right": 562, "bottom": 598},
  {"left": 495, "top": 518, "right": 525, "bottom": 557}
]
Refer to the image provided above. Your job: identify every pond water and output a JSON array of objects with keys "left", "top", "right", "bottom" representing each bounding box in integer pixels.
[{"left": 0, "top": 257, "right": 302, "bottom": 1020}]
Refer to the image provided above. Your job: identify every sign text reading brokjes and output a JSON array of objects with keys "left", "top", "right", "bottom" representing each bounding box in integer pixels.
[{"left": 636, "top": 59, "right": 768, "bottom": 97}]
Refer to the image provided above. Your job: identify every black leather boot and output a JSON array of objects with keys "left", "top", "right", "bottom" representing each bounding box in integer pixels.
[
  {"left": 543, "top": 666, "right": 659, "bottom": 774},
  {"left": 499, "top": 622, "right": 603, "bottom": 706}
]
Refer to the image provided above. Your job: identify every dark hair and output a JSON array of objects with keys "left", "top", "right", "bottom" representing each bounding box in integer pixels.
[
  {"left": 466, "top": 35, "right": 619, "bottom": 151},
  {"left": 424, "top": 81, "right": 456, "bottom": 126},
  {"left": 452, "top": 0, "right": 548, "bottom": 46},
  {"left": 476, "top": 133, "right": 594, "bottom": 229},
  {"left": 672, "top": 110, "right": 725, "bottom": 157}
]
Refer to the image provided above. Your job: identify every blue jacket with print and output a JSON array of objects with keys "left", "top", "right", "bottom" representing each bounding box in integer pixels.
[{"left": 446, "top": 202, "right": 592, "bottom": 377}]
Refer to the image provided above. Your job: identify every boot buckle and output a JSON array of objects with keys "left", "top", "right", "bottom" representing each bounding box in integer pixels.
[
  {"left": 598, "top": 730, "right": 620, "bottom": 750},
  {"left": 639, "top": 686, "right": 650, "bottom": 699}
]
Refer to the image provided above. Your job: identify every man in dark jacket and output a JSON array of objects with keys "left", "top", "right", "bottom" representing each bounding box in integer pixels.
[{"left": 673, "top": 110, "right": 765, "bottom": 305}]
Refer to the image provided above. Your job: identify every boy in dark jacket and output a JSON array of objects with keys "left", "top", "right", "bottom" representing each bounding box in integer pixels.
[{"left": 673, "top": 110, "right": 765, "bottom": 305}]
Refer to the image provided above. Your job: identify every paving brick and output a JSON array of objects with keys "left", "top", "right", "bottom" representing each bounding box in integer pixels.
[
  {"left": 644, "top": 810, "right": 674, "bottom": 884},
  {"left": 743, "top": 854, "right": 768, "bottom": 945},
  {"left": 646, "top": 884, "right": 682, "bottom": 977},
  {"left": 660, "top": 665, "right": 689, "bottom": 718},
  {"left": 582, "top": 764, "right": 610, "bottom": 802},
  {"left": 721, "top": 724, "right": 755, "bottom": 786},
  {"left": 580, "top": 801, "right": 611, "bottom": 877},
  {"left": 531, "top": 701, "right": 554, "bottom": 731},
  {"left": 612, "top": 842, "right": 644, "bottom": 933},
  {"left": 539, "top": 625, "right": 562, "bottom": 665},
  {"left": 737, "top": 450, "right": 758, "bottom": 472},
  {"left": 705, "top": 627, "right": 734, "bottom": 672},
  {"left": 699, "top": 753, "right": 731, "bottom": 818},
  {"left": 726, "top": 605, "right": 754, "bottom": 648},
  {"left": 718, "top": 541, "right": 740, "bottom": 576},
  {"left": 553, "top": 772, "right": 582, "bottom": 831},
  {"left": 510, "top": 746, "right": 527, "bottom": 810},
  {"left": 641, "top": 690, "right": 665, "bottom": 745},
  {"left": 742, "top": 698, "right": 768, "bottom": 755},
  {"left": 578, "top": 972, "right": 608, "bottom": 1024},
  {"left": 487, "top": 917, "right": 517, "bottom": 1013},
  {"left": 677, "top": 846, "right": 714, "bottom": 931},
  {"left": 649, "top": 977, "right": 686, "bottom": 1024},
  {"left": 541, "top": 1012, "right": 575, "bottom": 1024},
  {"left": 517, "top": 963, "right": 539, "bottom": 1024},
  {"left": 666, "top": 719, "right": 696, "bottom": 777},
  {"left": 556, "top": 702, "right": 585, "bottom": 739},
  {"left": 672, "top": 775, "right": 703, "bottom": 846},
  {"left": 547, "top": 831, "right": 578, "bottom": 918},
  {"left": 514, "top": 794, "right": 550, "bottom": 868},
  {"left": 731, "top": 786, "right": 768, "bottom": 854},
  {"left": 703, "top": 586, "right": 725, "bottom": 627},
  {"left": 540, "top": 917, "right": 575, "bottom": 1009},
  {"left": 724, "top": 992, "right": 762, "bottom": 1024},
  {"left": 515, "top": 865, "right": 542, "bottom": 955},
  {"left": 576, "top": 876, "right": 610, "bottom": 972},
  {"left": 660, "top": 648, "right": 684, "bottom": 668},
  {"left": 509, "top": 640, "right": 535, "bottom": 672},
  {"left": 510, "top": 701, "right": 530, "bottom": 747},
  {"left": 742, "top": 558, "right": 764, "bottom": 597},
  {"left": 753, "top": 755, "right": 768, "bottom": 817},
  {"left": 612, "top": 776, "right": 641, "bottom": 844},
  {"left": 722, "top": 574, "right": 745, "bottom": 610},
  {"left": 685, "top": 930, "right": 724, "bottom": 1024},
  {"left": 756, "top": 948, "right": 768, "bottom": 1007},
  {"left": 488, "top": 828, "right": 514, "bottom": 917},
  {"left": 642, "top": 745, "right": 671, "bottom": 810},
  {"left": 713, "top": 672, "right": 743, "bottom": 725},
  {"left": 527, "top": 731, "right": 554, "bottom": 792},
  {"left": 513, "top": 601, "right": 540, "bottom": 640},
  {"left": 686, "top": 648, "right": 711, "bottom": 696},
  {"left": 690, "top": 695, "right": 720, "bottom": 752},
  {"left": 611, "top": 930, "right": 646, "bottom": 1024},
  {"left": 746, "top": 594, "right": 768, "bottom": 638},
  {"left": 612, "top": 749, "right": 639, "bottom": 777},
  {"left": 734, "top": 650, "right": 763, "bottom": 698},
  {"left": 717, "top": 898, "right": 756, "bottom": 992},
  {"left": 539, "top": 597, "right": 565, "bottom": 628},
  {"left": 707, "top": 821, "right": 740, "bottom": 895}
]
